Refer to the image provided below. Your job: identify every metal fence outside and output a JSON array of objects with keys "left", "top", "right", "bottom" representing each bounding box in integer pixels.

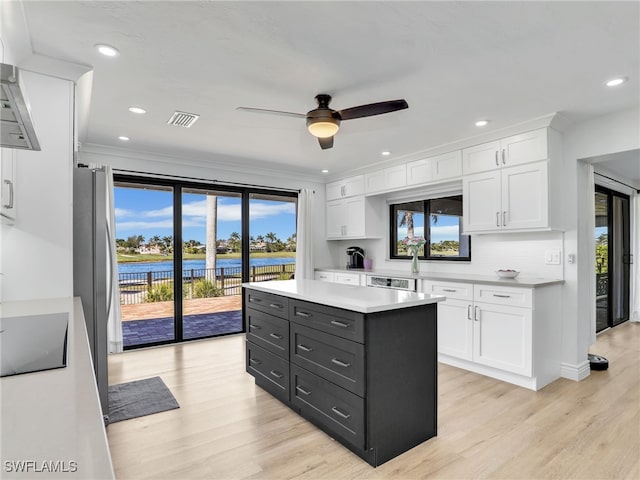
[{"left": 119, "top": 263, "right": 296, "bottom": 304}]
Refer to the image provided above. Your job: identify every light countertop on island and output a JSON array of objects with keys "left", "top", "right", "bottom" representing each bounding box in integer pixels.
[
  {"left": 316, "top": 267, "right": 564, "bottom": 288},
  {"left": 242, "top": 279, "right": 444, "bottom": 313},
  {"left": 0, "top": 297, "right": 115, "bottom": 479}
]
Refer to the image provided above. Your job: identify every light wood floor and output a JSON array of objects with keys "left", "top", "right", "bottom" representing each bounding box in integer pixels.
[{"left": 107, "top": 321, "right": 640, "bottom": 479}]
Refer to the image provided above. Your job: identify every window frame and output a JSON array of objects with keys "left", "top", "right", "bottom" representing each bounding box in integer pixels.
[{"left": 389, "top": 194, "right": 471, "bottom": 262}]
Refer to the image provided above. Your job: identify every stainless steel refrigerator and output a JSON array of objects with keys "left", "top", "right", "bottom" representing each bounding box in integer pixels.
[{"left": 73, "top": 166, "right": 109, "bottom": 420}]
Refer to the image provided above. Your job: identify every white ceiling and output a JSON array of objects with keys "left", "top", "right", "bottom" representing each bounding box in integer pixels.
[{"left": 17, "top": 1, "right": 640, "bottom": 179}]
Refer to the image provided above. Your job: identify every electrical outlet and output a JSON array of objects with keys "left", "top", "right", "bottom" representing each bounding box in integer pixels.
[{"left": 545, "top": 249, "right": 561, "bottom": 265}]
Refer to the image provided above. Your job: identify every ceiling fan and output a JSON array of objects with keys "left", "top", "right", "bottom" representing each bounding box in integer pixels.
[{"left": 237, "top": 94, "right": 408, "bottom": 150}]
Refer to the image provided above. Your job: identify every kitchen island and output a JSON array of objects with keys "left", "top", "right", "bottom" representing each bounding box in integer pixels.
[{"left": 242, "top": 279, "right": 444, "bottom": 467}]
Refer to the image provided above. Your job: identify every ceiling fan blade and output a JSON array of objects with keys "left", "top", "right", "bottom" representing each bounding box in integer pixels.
[
  {"left": 236, "top": 107, "right": 306, "bottom": 118},
  {"left": 338, "top": 99, "right": 409, "bottom": 120},
  {"left": 318, "top": 136, "right": 334, "bottom": 150}
]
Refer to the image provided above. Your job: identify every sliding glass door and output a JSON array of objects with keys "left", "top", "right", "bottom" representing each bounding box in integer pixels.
[
  {"left": 181, "top": 188, "right": 243, "bottom": 340},
  {"left": 113, "top": 176, "right": 297, "bottom": 348},
  {"left": 114, "top": 182, "right": 176, "bottom": 348},
  {"left": 595, "top": 185, "right": 631, "bottom": 332}
]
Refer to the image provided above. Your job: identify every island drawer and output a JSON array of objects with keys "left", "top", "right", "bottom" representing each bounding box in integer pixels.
[
  {"left": 291, "top": 323, "right": 365, "bottom": 397},
  {"left": 289, "top": 299, "right": 364, "bottom": 343},
  {"left": 291, "top": 364, "right": 365, "bottom": 450},
  {"left": 246, "top": 341, "right": 289, "bottom": 404},
  {"left": 245, "top": 289, "right": 289, "bottom": 320},
  {"left": 246, "top": 308, "right": 289, "bottom": 359}
]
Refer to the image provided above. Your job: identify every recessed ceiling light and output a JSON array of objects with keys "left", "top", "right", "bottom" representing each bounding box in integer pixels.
[
  {"left": 96, "top": 44, "right": 119, "bottom": 57},
  {"left": 128, "top": 106, "right": 147, "bottom": 114},
  {"left": 475, "top": 120, "right": 489, "bottom": 127},
  {"left": 118, "top": 136, "right": 130, "bottom": 141},
  {"left": 605, "top": 77, "right": 628, "bottom": 87},
  {"left": 321, "top": 169, "right": 329, "bottom": 173},
  {"left": 381, "top": 151, "right": 391, "bottom": 156}
]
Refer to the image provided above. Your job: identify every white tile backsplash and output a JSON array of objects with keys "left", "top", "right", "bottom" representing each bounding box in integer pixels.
[{"left": 329, "top": 231, "right": 565, "bottom": 280}]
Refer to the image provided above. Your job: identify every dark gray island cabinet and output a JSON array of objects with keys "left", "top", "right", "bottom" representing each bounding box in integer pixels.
[{"left": 243, "top": 279, "right": 444, "bottom": 467}]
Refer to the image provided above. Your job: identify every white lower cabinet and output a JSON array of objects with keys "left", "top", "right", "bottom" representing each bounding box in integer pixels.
[
  {"left": 473, "top": 301, "right": 532, "bottom": 377},
  {"left": 314, "top": 270, "right": 364, "bottom": 286},
  {"left": 424, "top": 280, "right": 558, "bottom": 390},
  {"left": 314, "top": 271, "right": 335, "bottom": 282}
]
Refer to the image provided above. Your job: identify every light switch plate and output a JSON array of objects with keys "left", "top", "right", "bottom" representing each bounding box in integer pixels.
[{"left": 545, "top": 249, "right": 561, "bottom": 265}]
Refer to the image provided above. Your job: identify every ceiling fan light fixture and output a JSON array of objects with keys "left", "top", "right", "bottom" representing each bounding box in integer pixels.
[{"left": 307, "top": 117, "right": 340, "bottom": 138}]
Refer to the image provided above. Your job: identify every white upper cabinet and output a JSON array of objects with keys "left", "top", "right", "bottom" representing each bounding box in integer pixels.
[
  {"left": 326, "top": 195, "right": 382, "bottom": 240},
  {"left": 326, "top": 175, "right": 365, "bottom": 201},
  {"left": 462, "top": 128, "right": 548, "bottom": 175},
  {"left": 365, "top": 165, "right": 406, "bottom": 194},
  {"left": 0, "top": 147, "right": 16, "bottom": 224},
  {"left": 463, "top": 160, "right": 549, "bottom": 233},
  {"left": 407, "top": 150, "right": 462, "bottom": 187}
]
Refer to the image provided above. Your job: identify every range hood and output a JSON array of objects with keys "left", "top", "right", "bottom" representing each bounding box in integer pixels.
[{"left": 1, "top": 63, "right": 41, "bottom": 151}]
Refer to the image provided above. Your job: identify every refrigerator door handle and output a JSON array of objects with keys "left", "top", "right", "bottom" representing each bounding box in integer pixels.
[{"left": 105, "top": 220, "right": 115, "bottom": 320}]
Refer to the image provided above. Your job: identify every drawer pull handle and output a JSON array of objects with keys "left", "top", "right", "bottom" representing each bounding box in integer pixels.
[
  {"left": 493, "top": 294, "right": 511, "bottom": 298},
  {"left": 269, "top": 370, "right": 284, "bottom": 379},
  {"left": 442, "top": 288, "right": 457, "bottom": 292},
  {"left": 269, "top": 303, "right": 283, "bottom": 309},
  {"left": 249, "top": 357, "right": 262, "bottom": 365},
  {"left": 249, "top": 324, "right": 261, "bottom": 330},
  {"left": 298, "top": 344, "right": 313, "bottom": 352},
  {"left": 249, "top": 297, "right": 262, "bottom": 303},
  {"left": 330, "top": 320, "right": 349, "bottom": 328},
  {"left": 331, "top": 406, "right": 351, "bottom": 420},
  {"left": 475, "top": 306, "right": 480, "bottom": 321},
  {"left": 331, "top": 358, "right": 351, "bottom": 368},
  {"left": 296, "top": 311, "right": 312, "bottom": 318},
  {"left": 269, "top": 333, "right": 283, "bottom": 340},
  {"left": 467, "top": 305, "right": 472, "bottom": 320},
  {"left": 296, "top": 385, "right": 311, "bottom": 396}
]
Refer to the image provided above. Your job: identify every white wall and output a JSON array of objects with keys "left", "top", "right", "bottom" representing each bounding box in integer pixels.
[
  {"left": 0, "top": 71, "right": 75, "bottom": 301},
  {"left": 562, "top": 106, "right": 640, "bottom": 377}
]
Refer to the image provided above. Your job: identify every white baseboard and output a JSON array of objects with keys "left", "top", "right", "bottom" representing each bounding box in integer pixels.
[{"left": 560, "top": 361, "right": 590, "bottom": 381}]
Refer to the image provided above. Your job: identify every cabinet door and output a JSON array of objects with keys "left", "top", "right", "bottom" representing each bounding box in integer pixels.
[
  {"left": 432, "top": 150, "right": 462, "bottom": 181},
  {"left": 384, "top": 165, "right": 407, "bottom": 190},
  {"left": 501, "top": 128, "right": 547, "bottom": 167},
  {"left": 406, "top": 158, "right": 433, "bottom": 186},
  {"left": 364, "top": 170, "right": 386, "bottom": 194},
  {"left": 326, "top": 181, "right": 344, "bottom": 201},
  {"left": 0, "top": 147, "right": 16, "bottom": 223},
  {"left": 473, "top": 303, "right": 532, "bottom": 376},
  {"left": 437, "top": 299, "right": 473, "bottom": 360},
  {"left": 343, "top": 175, "right": 365, "bottom": 197},
  {"left": 501, "top": 161, "right": 548, "bottom": 230},
  {"left": 462, "top": 140, "right": 500, "bottom": 175},
  {"left": 326, "top": 199, "right": 345, "bottom": 238},
  {"left": 344, "top": 196, "right": 365, "bottom": 237},
  {"left": 462, "top": 170, "right": 501, "bottom": 233}
]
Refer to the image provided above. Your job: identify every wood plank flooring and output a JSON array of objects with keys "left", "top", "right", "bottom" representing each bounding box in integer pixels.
[{"left": 107, "top": 321, "right": 640, "bottom": 479}]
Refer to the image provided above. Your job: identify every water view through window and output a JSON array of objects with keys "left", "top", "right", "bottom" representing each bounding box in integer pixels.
[{"left": 114, "top": 178, "right": 297, "bottom": 348}]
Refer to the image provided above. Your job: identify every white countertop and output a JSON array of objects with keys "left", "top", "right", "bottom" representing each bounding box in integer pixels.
[
  {"left": 243, "top": 279, "right": 444, "bottom": 313},
  {"left": 0, "top": 297, "right": 115, "bottom": 479},
  {"left": 317, "top": 267, "right": 564, "bottom": 288}
]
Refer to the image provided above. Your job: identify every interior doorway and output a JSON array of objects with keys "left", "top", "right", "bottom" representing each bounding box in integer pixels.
[{"left": 595, "top": 185, "right": 631, "bottom": 332}]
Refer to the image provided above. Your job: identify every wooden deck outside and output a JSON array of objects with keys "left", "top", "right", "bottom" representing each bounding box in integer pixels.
[{"left": 120, "top": 295, "right": 242, "bottom": 321}]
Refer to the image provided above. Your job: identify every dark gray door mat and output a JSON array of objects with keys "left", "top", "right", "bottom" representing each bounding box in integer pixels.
[{"left": 108, "top": 376, "right": 179, "bottom": 424}]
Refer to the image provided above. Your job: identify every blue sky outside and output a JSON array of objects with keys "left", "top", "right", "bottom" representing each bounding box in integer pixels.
[
  {"left": 114, "top": 187, "right": 297, "bottom": 244},
  {"left": 396, "top": 212, "right": 462, "bottom": 243}
]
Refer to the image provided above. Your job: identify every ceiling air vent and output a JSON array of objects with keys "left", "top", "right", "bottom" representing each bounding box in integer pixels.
[{"left": 167, "top": 111, "right": 200, "bottom": 128}]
